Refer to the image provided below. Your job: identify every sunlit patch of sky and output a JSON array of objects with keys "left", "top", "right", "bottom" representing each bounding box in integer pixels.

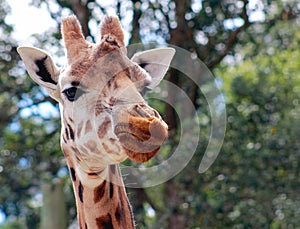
[
  {"left": 223, "top": 17, "right": 245, "bottom": 30},
  {"left": 222, "top": 0, "right": 265, "bottom": 30},
  {"left": 19, "top": 102, "right": 60, "bottom": 119},
  {"left": 192, "top": 0, "right": 202, "bottom": 13},
  {"left": 0, "top": 212, "right": 4, "bottom": 225},
  {"left": 18, "top": 157, "right": 30, "bottom": 170},
  {"left": 5, "top": 0, "right": 56, "bottom": 44},
  {"left": 6, "top": 0, "right": 265, "bottom": 43},
  {"left": 249, "top": 0, "right": 266, "bottom": 22}
]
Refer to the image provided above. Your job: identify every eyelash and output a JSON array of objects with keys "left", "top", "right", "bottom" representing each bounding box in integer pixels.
[{"left": 62, "top": 87, "right": 84, "bottom": 102}]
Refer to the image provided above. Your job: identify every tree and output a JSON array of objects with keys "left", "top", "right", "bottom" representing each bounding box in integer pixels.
[
  {"left": 211, "top": 22, "right": 300, "bottom": 228},
  {"left": 0, "top": 1, "right": 69, "bottom": 227}
]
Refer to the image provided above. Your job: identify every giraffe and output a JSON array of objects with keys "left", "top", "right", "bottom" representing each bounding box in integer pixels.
[{"left": 17, "top": 15, "right": 174, "bottom": 228}]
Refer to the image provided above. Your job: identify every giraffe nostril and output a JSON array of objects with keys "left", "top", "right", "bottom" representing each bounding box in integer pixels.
[
  {"left": 133, "top": 104, "right": 162, "bottom": 119},
  {"left": 152, "top": 109, "right": 161, "bottom": 119},
  {"left": 135, "top": 104, "right": 151, "bottom": 118}
]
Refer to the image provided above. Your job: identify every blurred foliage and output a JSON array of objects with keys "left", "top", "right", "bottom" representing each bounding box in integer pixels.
[
  {"left": 0, "top": 0, "right": 66, "bottom": 227},
  {"left": 209, "top": 23, "right": 300, "bottom": 228},
  {"left": 1, "top": 0, "right": 300, "bottom": 228}
]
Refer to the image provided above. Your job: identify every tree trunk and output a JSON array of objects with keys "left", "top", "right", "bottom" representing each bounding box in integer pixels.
[
  {"left": 41, "top": 182, "right": 67, "bottom": 229},
  {"left": 165, "top": 179, "right": 185, "bottom": 229}
]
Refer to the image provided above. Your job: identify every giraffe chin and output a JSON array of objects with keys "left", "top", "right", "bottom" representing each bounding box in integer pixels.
[
  {"left": 114, "top": 116, "right": 168, "bottom": 163},
  {"left": 124, "top": 147, "right": 160, "bottom": 163},
  {"left": 117, "top": 132, "right": 162, "bottom": 162}
]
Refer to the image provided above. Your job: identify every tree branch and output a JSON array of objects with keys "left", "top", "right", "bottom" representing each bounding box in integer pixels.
[
  {"left": 129, "top": 0, "right": 142, "bottom": 45},
  {"left": 70, "top": 0, "right": 92, "bottom": 38},
  {"left": 207, "top": 0, "right": 251, "bottom": 68}
]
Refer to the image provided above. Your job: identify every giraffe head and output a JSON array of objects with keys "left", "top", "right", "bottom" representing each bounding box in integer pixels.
[{"left": 18, "top": 15, "right": 174, "bottom": 172}]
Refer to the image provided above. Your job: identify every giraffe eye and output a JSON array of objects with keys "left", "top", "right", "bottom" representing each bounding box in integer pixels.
[{"left": 63, "top": 87, "right": 84, "bottom": 102}]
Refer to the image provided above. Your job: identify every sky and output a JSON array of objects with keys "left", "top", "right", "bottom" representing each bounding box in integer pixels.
[
  {"left": 6, "top": 0, "right": 56, "bottom": 44},
  {"left": 5, "top": 0, "right": 264, "bottom": 44}
]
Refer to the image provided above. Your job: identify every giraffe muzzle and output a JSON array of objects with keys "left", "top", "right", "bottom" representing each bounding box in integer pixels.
[{"left": 114, "top": 116, "right": 168, "bottom": 162}]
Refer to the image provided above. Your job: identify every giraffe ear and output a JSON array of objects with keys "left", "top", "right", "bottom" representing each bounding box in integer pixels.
[
  {"left": 17, "top": 46, "right": 60, "bottom": 101},
  {"left": 131, "top": 48, "right": 175, "bottom": 90}
]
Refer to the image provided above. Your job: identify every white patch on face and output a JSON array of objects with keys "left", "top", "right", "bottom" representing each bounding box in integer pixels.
[{"left": 61, "top": 83, "right": 74, "bottom": 92}]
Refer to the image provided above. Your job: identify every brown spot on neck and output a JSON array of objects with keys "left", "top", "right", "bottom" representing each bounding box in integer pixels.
[
  {"left": 94, "top": 180, "right": 106, "bottom": 203},
  {"left": 78, "top": 182, "right": 84, "bottom": 203},
  {"left": 109, "top": 182, "right": 114, "bottom": 199},
  {"left": 69, "top": 164, "right": 135, "bottom": 228},
  {"left": 115, "top": 205, "right": 122, "bottom": 225},
  {"left": 70, "top": 167, "right": 76, "bottom": 181},
  {"left": 67, "top": 123, "right": 75, "bottom": 141},
  {"left": 95, "top": 213, "right": 113, "bottom": 229}
]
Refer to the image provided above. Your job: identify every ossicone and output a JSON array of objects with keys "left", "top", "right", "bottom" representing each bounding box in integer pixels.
[
  {"left": 61, "top": 15, "right": 90, "bottom": 64},
  {"left": 100, "top": 15, "right": 125, "bottom": 48}
]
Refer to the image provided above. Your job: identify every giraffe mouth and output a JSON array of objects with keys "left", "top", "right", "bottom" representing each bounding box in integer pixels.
[{"left": 114, "top": 116, "right": 168, "bottom": 162}]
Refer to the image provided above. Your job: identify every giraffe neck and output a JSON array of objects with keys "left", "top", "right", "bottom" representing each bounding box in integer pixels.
[{"left": 67, "top": 162, "right": 135, "bottom": 229}]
